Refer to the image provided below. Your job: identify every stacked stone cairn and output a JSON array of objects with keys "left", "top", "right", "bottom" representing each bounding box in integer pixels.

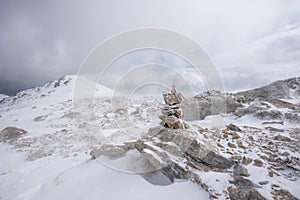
[{"left": 159, "top": 84, "right": 187, "bottom": 129}]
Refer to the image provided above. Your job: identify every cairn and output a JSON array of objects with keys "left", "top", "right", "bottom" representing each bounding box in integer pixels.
[{"left": 159, "top": 84, "right": 186, "bottom": 129}]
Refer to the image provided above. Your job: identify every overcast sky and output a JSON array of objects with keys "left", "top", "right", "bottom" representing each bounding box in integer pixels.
[{"left": 1, "top": 0, "right": 300, "bottom": 95}]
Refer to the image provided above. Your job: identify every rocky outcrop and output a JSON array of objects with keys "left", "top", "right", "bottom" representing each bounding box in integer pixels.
[
  {"left": 90, "top": 86, "right": 237, "bottom": 198},
  {"left": 272, "top": 189, "right": 298, "bottom": 200},
  {"left": 0, "top": 127, "right": 27, "bottom": 142},
  {"left": 229, "top": 165, "right": 265, "bottom": 200},
  {"left": 236, "top": 77, "right": 300, "bottom": 100},
  {"left": 182, "top": 90, "right": 243, "bottom": 121}
]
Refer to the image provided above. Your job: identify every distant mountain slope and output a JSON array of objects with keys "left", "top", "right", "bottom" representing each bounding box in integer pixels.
[
  {"left": 0, "top": 94, "right": 8, "bottom": 101},
  {"left": 0, "top": 75, "right": 113, "bottom": 109},
  {"left": 236, "top": 77, "right": 300, "bottom": 100}
]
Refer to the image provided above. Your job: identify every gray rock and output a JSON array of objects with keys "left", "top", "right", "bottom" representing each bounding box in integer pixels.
[
  {"left": 274, "top": 134, "right": 293, "bottom": 142},
  {"left": 272, "top": 189, "right": 298, "bottom": 200},
  {"left": 285, "top": 112, "right": 300, "bottom": 123},
  {"left": 33, "top": 115, "right": 48, "bottom": 122},
  {"left": 229, "top": 170, "right": 266, "bottom": 200},
  {"left": 200, "top": 151, "right": 234, "bottom": 169},
  {"left": 234, "top": 164, "right": 250, "bottom": 177},
  {"left": 182, "top": 91, "right": 242, "bottom": 121},
  {"left": 0, "top": 127, "right": 27, "bottom": 142},
  {"left": 227, "top": 123, "right": 242, "bottom": 132},
  {"left": 228, "top": 187, "right": 266, "bottom": 200},
  {"left": 254, "top": 110, "right": 284, "bottom": 120},
  {"left": 90, "top": 144, "right": 129, "bottom": 159}
]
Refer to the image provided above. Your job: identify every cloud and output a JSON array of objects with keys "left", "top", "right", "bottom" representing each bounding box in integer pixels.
[
  {"left": 215, "top": 24, "right": 300, "bottom": 92},
  {"left": 0, "top": 0, "right": 300, "bottom": 95}
]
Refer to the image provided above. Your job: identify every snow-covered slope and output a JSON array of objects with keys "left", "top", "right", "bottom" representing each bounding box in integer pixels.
[
  {"left": 0, "top": 76, "right": 209, "bottom": 200},
  {"left": 0, "top": 76, "right": 299, "bottom": 199},
  {"left": 0, "top": 94, "right": 8, "bottom": 101}
]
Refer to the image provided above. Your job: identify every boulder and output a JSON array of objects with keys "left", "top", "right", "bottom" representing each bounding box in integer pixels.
[
  {"left": 234, "top": 164, "right": 250, "bottom": 177},
  {"left": 227, "top": 123, "right": 242, "bottom": 132},
  {"left": 0, "top": 127, "right": 27, "bottom": 142},
  {"left": 228, "top": 187, "right": 266, "bottom": 200}
]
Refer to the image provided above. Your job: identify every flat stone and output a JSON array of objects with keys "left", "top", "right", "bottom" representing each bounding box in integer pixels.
[{"left": 259, "top": 181, "right": 269, "bottom": 185}]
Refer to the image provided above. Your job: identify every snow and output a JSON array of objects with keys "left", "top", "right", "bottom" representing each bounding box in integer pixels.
[
  {"left": 0, "top": 76, "right": 210, "bottom": 200},
  {"left": 0, "top": 145, "right": 209, "bottom": 200},
  {"left": 1, "top": 75, "right": 300, "bottom": 199},
  {"left": 0, "top": 94, "right": 8, "bottom": 101}
]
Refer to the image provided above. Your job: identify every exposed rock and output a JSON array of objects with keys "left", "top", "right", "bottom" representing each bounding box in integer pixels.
[
  {"left": 229, "top": 176, "right": 265, "bottom": 200},
  {"left": 27, "top": 149, "right": 53, "bottom": 161},
  {"left": 0, "top": 127, "right": 27, "bottom": 142},
  {"left": 242, "top": 157, "right": 253, "bottom": 165},
  {"left": 274, "top": 134, "right": 293, "bottom": 142},
  {"left": 33, "top": 115, "right": 48, "bottom": 122},
  {"left": 259, "top": 181, "right": 269, "bottom": 185},
  {"left": 228, "top": 142, "right": 237, "bottom": 148},
  {"left": 227, "top": 123, "right": 242, "bottom": 132},
  {"left": 254, "top": 110, "right": 284, "bottom": 120},
  {"left": 236, "top": 78, "right": 298, "bottom": 100},
  {"left": 262, "top": 121, "right": 284, "bottom": 125},
  {"left": 198, "top": 151, "right": 234, "bottom": 169},
  {"left": 234, "top": 164, "right": 250, "bottom": 177},
  {"left": 272, "top": 189, "right": 298, "bottom": 200},
  {"left": 253, "top": 159, "right": 264, "bottom": 167},
  {"left": 90, "top": 144, "right": 129, "bottom": 159},
  {"left": 61, "top": 111, "right": 81, "bottom": 119},
  {"left": 182, "top": 91, "right": 242, "bottom": 121},
  {"left": 228, "top": 187, "right": 266, "bottom": 200},
  {"left": 265, "top": 126, "right": 285, "bottom": 132},
  {"left": 231, "top": 132, "right": 241, "bottom": 140},
  {"left": 284, "top": 112, "right": 300, "bottom": 123},
  {"left": 237, "top": 140, "right": 246, "bottom": 149}
]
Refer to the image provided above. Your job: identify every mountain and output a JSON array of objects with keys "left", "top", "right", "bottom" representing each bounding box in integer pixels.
[
  {"left": 236, "top": 77, "right": 300, "bottom": 100},
  {"left": 0, "top": 94, "right": 8, "bottom": 101},
  {"left": 0, "top": 76, "right": 299, "bottom": 200}
]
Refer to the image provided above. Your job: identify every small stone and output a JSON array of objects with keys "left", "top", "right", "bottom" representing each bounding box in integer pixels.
[
  {"left": 269, "top": 171, "right": 274, "bottom": 177},
  {"left": 228, "top": 142, "right": 237, "bottom": 148},
  {"left": 265, "top": 126, "right": 284, "bottom": 132},
  {"left": 237, "top": 140, "right": 246, "bottom": 149},
  {"left": 234, "top": 164, "right": 250, "bottom": 177},
  {"left": 231, "top": 132, "right": 241, "bottom": 139},
  {"left": 274, "top": 134, "right": 292, "bottom": 142},
  {"left": 231, "top": 155, "right": 242, "bottom": 162},
  {"left": 260, "top": 155, "right": 268, "bottom": 161},
  {"left": 271, "top": 184, "right": 280, "bottom": 188},
  {"left": 242, "top": 157, "right": 253, "bottom": 165},
  {"left": 259, "top": 181, "right": 269, "bottom": 185},
  {"left": 253, "top": 159, "right": 264, "bottom": 167},
  {"left": 281, "top": 151, "right": 290, "bottom": 156},
  {"left": 227, "top": 123, "right": 242, "bottom": 132}
]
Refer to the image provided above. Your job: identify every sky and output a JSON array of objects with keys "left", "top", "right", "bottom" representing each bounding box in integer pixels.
[{"left": 0, "top": 0, "right": 300, "bottom": 95}]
